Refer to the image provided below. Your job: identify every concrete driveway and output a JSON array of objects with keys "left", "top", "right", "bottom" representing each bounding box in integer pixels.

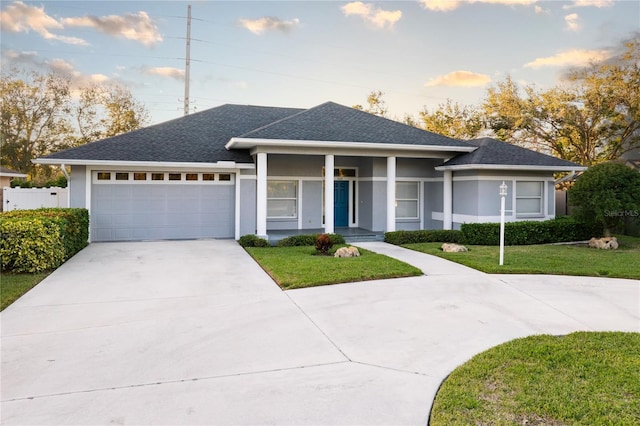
[{"left": 1, "top": 240, "right": 638, "bottom": 425}]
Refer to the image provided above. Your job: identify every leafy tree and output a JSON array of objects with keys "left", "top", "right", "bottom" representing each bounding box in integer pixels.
[
  {"left": 568, "top": 162, "right": 640, "bottom": 236},
  {"left": 353, "top": 90, "right": 388, "bottom": 117},
  {"left": 419, "top": 99, "right": 484, "bottom": 139},
  {"left": 483, "top": 39, "right": 640, "bottom": 166},
  {"left": 1, "top": 69, "right": 74, "bottom": 177},
  {"left": 1, "top": 68, "right": 149, "bottom": 179}
]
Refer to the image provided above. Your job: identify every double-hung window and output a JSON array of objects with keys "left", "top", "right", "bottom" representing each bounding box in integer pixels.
[
  {"left": 267, "top": 180, "right": 297, "bottom": 218},
  {"left": 396, "top": 181, "right": 419, "bottom": 219},
  {"left": 516, "top": 181, "right": 543, "bottom": 217}
]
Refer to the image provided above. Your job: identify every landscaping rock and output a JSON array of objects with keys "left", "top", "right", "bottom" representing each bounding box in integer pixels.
[
  {"left": 334, "top": 246, "right": 360, "bottom": 258},
  {"left": 441, "top": 243, "right": 468, "bottom": 253}
]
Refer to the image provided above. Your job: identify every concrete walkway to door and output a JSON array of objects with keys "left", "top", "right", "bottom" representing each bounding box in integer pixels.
[{"left": 1, "top": 240, "right": 639, "bottom": 425}]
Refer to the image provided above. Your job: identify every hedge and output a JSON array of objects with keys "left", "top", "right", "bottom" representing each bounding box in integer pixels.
[
  {"left": 384, "top": 229, "right": 464, "bottom": 245},
  {"left": 460, "top": 217, "right": 603, "bottom": 246},
  {"left": 2, "top": 208, "right": 89, "bottom": 258},
  {"left": 238, "top": 234, "right": 269, "bottom": 248},
  {"left": 1, "top": 218, "right": 65, "bottom": 273},
  {"left": 276, "top": 233, "right": 346, "bottom": 247}
]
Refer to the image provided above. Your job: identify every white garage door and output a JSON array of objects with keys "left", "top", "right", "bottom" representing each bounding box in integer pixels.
[{"left": 91, "top": 171, "right": 235, "bottom": 242}]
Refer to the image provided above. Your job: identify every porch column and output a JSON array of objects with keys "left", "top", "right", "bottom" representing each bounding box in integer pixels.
[
  {"left": 443, "top": 170, "right": 453, "bottom": 230},
  {"left": 324, "top": 154, "right": 334, "bottom": 234},
  {"left": 256, "top": 152, "right": 268, "bottom": 238},
  {"left": 386, "top": 156, "right": 396, "bottom": 232}
]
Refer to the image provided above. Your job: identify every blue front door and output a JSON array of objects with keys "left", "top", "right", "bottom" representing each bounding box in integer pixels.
[{"left": 334, "top": 181, "right": 349, "bottom": 227}]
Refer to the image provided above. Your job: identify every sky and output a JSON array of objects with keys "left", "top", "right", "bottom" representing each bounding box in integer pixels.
[{"left": 1, "top": 0, "right": 639, "bottom": 126}]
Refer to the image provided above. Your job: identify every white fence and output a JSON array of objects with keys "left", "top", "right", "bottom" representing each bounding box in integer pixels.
[{"left": 2, "top": 187, "right": 69, "bottom": 212}]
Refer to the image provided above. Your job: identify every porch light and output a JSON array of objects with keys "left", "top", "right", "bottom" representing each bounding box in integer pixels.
[{"left": 499, "top": 181, "right": 507, "bottom": 266}]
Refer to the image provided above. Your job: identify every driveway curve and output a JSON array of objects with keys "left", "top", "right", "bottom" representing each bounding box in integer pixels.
[{"left": 1, "top": 240, "right": 638, "bottom": 425}]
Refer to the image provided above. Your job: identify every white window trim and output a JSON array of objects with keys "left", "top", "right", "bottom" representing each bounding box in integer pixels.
[
  {"left": 267, "top": 179, "right": 298, "bottom": 219},
  {"left": 396, "top": 180, "right": 420, "bottom": 220},
  {"left": 515, "top": 180, "right": 544, "bottom": 218},
  {"left": 93, "top": 171, "right": 235, "bottom": 185}
]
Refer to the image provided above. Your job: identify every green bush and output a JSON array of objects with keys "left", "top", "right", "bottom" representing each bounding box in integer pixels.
[
  {"left": 384, "top": 229, "right": 464, "bottom": 245},
  {"left": 238, "top": 234, "right": 269, "bottom": 247},
  {"left": 461, "top": 217, "right": 603, "bottom": 245},
  {"left": 277, "top": 233, "right": 345, "bottom": 247},
  {"left": 2, "top": 208, "right": 89, "bottom": 259},
  {"left": 1, "top": 218, "right": 65, "bottom": 273}
]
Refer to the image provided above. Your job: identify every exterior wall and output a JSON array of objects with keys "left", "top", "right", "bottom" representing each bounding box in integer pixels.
[
  {"left": 239, "top": 177, "right": 257, "bottom": 236},
  {"left": 70, "top": 165, "right": 87, "bottom": 208},
  {"left": 301, "top": 181, "right": 323, "bottom": 229},
  {"left": 358, "top": 180, "right": 373, "bottom": 230},
  {"left": 425, "top": 181, "right": 443, "bottom": 229}
]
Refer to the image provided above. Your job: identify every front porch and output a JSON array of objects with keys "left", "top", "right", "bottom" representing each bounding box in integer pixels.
[{"left": 267, "top": 227, "right": 385, "bottom": 245}]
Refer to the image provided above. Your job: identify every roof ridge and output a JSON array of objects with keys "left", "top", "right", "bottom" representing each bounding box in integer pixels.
[{"left": 237, "top": 101, "right": 336, "bottom": 138}]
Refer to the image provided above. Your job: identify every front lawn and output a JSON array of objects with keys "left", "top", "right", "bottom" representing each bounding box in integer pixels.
[
  {"left": 405, "top": 235, "right": 640, "bottom": 279},
  {"left": 245, "top": 245, "right": 422, "bottom": 289},
  {"left": 1, "top": 272, "right": 50, "bottom": 311},
  {"left": 430, "top": 332, "right": 640, "bottom": 425}
]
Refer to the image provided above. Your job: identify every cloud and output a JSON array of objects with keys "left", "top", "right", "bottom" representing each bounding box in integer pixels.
[
  {"left": 534, "top": 5, "right": 549, "bottom": 14},
  {"left": 341, "top": 2, "right": 402, "bottom": 29},
  {"left": 0, "top": 1, "right": 88, "bottom": 45},
  {"left": 564, "top": 13, "right": 581, "bottom": 31},
  {"left": 425, "top": 70, "right": 492, "bottom": 87},
  {"left": 45, "top": 58, "right": 110, "bottom": 87},
  {"left": 419, "top": 0, "right": 537, "bottom": 12},
  {"left": 143, "top": 67, "right": 185, "bottom": 81},
  {"left": 62, "top": 11, "right": 162, "bottom": 46},
  {"left": 524, "top": 48, "right": 611, "bottom": 68},
  {"left": 237, "top": 16, "right": 300, "bottom": 35},
  {"left": 563, "top": 0, "right": 614, "bottom": 9}
]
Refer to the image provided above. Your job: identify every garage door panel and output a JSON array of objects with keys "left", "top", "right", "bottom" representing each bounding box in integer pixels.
[{"left": 92, "top": 177, "right": 235, "bottom": 241}]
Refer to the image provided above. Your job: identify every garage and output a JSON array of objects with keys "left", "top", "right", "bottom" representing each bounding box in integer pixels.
[{"left": 90, "top": 171, "right": 235, "bottom": 242}]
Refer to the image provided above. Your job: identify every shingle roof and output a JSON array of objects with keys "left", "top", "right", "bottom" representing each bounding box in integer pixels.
[
  {"left": 239, "top": 102, "right": 474, "bottom": 148},
  {"left": 43, "top": 104, "right": 304, "bottom": 163},
  {"left": 440, "top": 137, "right": 583, "bottom": 169},
  {"left": 0, "top": 166, "right": 26, "bottom": 176}
]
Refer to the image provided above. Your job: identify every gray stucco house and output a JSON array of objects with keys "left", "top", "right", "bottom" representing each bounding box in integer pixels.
[{"left": 36, "top": 101, "right": 585, "bottom": 242}]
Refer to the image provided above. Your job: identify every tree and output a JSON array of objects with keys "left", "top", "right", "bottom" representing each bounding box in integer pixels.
[
  {"left": 419, "top": 99, "right": 484, "bottom": 139},
  {"left": 1, "top": 68, "right": 149, "bottom": 179},
  {"left": 353, "top": 90, "right": 388, "bottom": 117},
  {"left": 1, "top": 69, "right": 74, "bottom": 177},
  {"left": 568, "top": 162, "right": 640, "bottom": 236},
  {"left": 483, "top": 38, "right": 640, "bottom": 166}
]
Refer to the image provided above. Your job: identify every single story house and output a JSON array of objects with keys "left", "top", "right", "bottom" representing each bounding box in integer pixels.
[{"left": 35, "top": 101, "right": 585, "bottom": 242}]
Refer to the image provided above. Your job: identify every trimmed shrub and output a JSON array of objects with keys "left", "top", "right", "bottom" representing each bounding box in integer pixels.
[
  {"left": 384, "top": 229, "right": 464, "bottom": 245},
  {"left": 277, "top": 233, "right": 345, "bottom": 247},
  {"left": 2, "top": 208, "right": 89, "bottom": 259},
  {"left": 315, "top": 233, "right": 333, "bottom": 254},
  {"left": 238, "top": 234, "right": 269, "bottom": 247},
  {"left": 461, "top": 217, "right": 603, "bottom": 246},
  {"left": 1, "top": 218, "right": 65, "bottom": 273}
]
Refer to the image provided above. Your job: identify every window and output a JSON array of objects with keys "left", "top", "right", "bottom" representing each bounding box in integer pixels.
[
  {"left": 396, "top": 181, "right": 419, "bottom": 219},
  {"left": 516, "top": 181, "right": 543, "bottom": 216},
  {"left": 115, "top": 172, "right": 129, "bottom": 181},
  {"left": 168, "top": 173, "right": 181, "bottom": 181},
  {"left": 185, "top": 173, "right": 198, "bottom": 181},
  {"left": 202, "top": 173, "right": 216, "bottom": 181},
  {"left": 218, "top": 173, "right": 231, "bottom": 181},
  {"left": 134, "top": 172, "right": 147, "bottom": 181},
  {"left": 151, "top": 173, "right": 165, "bottom": 181},
  {"left": 268, "top": 181, "right": 297, "bottom": 218},
  {"left": 97, "top": 172, "right": 111, "bottom": 180}
]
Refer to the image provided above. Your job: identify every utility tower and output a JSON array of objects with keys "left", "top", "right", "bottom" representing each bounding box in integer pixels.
[{"left": 184, "top": 4, "right": 191, "bottom": 116}]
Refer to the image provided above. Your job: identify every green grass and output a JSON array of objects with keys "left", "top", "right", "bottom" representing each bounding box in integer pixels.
[
  {"left": 1, "top": 272, "right": 50, "bottom": 311},
  {"left": 430, "top": 332, "right": 640, "bottom": 425},
  {"left": 245, "top": 245, "right": 422, "bottom": 289},
  {"left": 405, "top": 235, "right": 640, "bottom": 279}
]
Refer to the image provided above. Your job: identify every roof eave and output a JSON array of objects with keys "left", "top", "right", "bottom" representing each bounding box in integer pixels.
[
  {"left": 32, "top": 158, "right": 255, "bottom": 169},
  {"left": 434, "top": 164, "right": 587, "bottom": 172},
  {"left": 226, "top": 137, "right": 476, "bottom": 153}
]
